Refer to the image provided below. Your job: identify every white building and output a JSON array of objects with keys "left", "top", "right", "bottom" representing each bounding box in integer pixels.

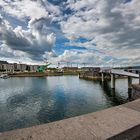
[
  {"left": 29, "top": 65, "right": 39, "bottom": 72},
  {"left": 2, "top": 64, "right": 14, "bottom": 72},
  {"left": 0, "top": 61, "right": 39, "bottom": 72},
  {"left": 13, "top": 63, "right": 27, "bottom": 72}
]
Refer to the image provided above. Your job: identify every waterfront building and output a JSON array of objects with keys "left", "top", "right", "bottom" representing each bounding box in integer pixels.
[
  {"left": 14, "top": 63, "right": 20, "bottom": 71},
  {"left": 0, "top": 60, "right": 40, "bottom": 72},
  {"left": 13, "top": 63, "right": 27, "bottom": 72},
  {"left": 0, "top": 61, "right": 9, "bottom": 72},
  {"left": 62, "top": 67, "right": 78, "bottom": 71},
  {"left": 0, "top": 64, "right": 3, "bottom": 71},
  {"left": 79, "top": 67, "right": 101, "bottom": 77},
  {"left": 20, "top": 64, "right": 27, "bottom": 72},
  {"left": 34, "top": 65, "right": 39, "bottom": 72},
  {"left": 28, "top": 65, "right": 39, "bottom": 72},
  {"left": 0, "top": 60, "right": 8, "bottom": 64},
  {"left": 2, "top": 64, "right": 14, "bottom": 73},
  {"left": 81, "top": 67, "right": 100, "bottom": 72}
]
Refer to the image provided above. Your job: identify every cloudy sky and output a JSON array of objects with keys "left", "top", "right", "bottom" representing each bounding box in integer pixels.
[{"left": 0, "top": 0, "right": 140, "bottom": 66}]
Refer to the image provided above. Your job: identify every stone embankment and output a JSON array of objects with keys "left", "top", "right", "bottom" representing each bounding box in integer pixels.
[
  {"left": 9, "top": 71, "right": 78, "bottom": 77},
  {"left": 10, "top": 72, "right": 48, "bottom": 77}
]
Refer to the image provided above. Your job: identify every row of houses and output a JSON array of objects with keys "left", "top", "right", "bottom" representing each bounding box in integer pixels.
[
  {"left": 0, "top": 60, "right": 104, "bottom": 73},
  {"left": 0, "top": 61, "right": 39, "bottom": 72}
]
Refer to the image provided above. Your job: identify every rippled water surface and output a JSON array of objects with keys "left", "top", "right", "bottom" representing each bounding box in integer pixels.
[{"left": 0, "top": 76, "right": 138, "bottom": 132}]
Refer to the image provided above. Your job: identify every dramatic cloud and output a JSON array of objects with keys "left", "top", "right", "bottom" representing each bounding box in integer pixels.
[
  {"left": 60, "top": 0, "right": 140, "bottom": 66},
  {"left": 0, "top": 16, "right": 56, "bottom": 61},
  {"left": 0, "top": 0, "right": 140, "bottom": 66}
]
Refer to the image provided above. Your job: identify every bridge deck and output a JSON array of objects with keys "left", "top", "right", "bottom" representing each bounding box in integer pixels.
[{"left": 111, "top": 69, "right": 139, "bottom": 78}]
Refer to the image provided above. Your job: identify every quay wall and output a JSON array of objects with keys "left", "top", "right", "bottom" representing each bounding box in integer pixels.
[
  {"left": 8, "top": 71, "right": 78, "bottom": 77},
  {"left": 9, "top": 72, "right": 48, "bottom": 77}
]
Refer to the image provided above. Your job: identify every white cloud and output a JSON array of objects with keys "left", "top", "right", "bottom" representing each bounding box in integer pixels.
[
  {"left": 0, "top": 0, "right": 48, "bottom": 20},
  {"left": 0, "top": 0, "right": 62, "bottom": 63},
  {"left": 47, "top": 49, "right": 115, "bottom": 66},
  {"left": 0, "top": 15, "right": 56, "bottom": 61},
  {"left": 0, "top": 0, "right": 140, "bottom": 66},
  {"left": 60, "top": 0, "right": 140, "bottom": 66}
]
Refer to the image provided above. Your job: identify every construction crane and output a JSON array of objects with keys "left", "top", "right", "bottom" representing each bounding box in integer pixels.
[{"left": 37, "top": 62, "right": 51, "bottom": 72}]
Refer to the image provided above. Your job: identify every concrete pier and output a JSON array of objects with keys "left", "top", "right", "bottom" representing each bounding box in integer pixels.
[
  {"left": 128, "top": 76, "right": 132, "bottom": 89},
  {"left": 1, "top": 99, "right": 140, "bottom": 140},
  {"left": 101, "top": 73, "right": 105, "bottom": 82},
  {"left": 111, "top": 74, "right": 115, "bottom": 89},
  {"left": 139, "top": 72, "right": 140, "bottom": 84}
]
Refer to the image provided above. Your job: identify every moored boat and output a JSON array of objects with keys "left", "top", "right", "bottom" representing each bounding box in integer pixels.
[{"left": 0, "top": 74, "right": 10, "bottom": 79}]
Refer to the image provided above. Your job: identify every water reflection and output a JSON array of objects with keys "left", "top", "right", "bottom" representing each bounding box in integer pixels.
[
  {"left": 99, "top": 81, "right": 126, "bottom": 105},
  {"left": 0, "top": 76, "right": 133, "bottom": 132}
]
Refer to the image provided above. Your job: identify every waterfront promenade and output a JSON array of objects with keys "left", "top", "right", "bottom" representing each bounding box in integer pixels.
[{"left": 0, "top": 99, "right": 140, "bottom": 140}]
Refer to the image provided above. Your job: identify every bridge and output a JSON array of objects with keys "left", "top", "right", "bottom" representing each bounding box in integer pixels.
[
  {"left": 111, "top": 69, "right": 139, "bottom": 78},
  {"left": 101, "top": 69, "right": 140, "bottom": 89}
]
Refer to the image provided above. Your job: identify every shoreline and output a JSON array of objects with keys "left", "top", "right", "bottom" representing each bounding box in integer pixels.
[
  {"left": 1, "top": 72, "right": 128, "bottom": 79},
  {"left": 6, "top": 71, "right": 79, "bottom": 77}
]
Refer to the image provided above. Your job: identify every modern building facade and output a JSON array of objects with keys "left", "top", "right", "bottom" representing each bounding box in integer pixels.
[{"left": 0, "top": 61, "right": 39, "bottom": 72}]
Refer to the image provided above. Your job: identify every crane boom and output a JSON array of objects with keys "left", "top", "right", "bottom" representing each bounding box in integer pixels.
[{"left": 37, "top": 63, "right": 51, "bottom": 72}]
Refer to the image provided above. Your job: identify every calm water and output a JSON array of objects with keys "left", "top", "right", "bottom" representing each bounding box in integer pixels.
[{"left": 0, "top": 76, "right": 138, "bottom": 132}]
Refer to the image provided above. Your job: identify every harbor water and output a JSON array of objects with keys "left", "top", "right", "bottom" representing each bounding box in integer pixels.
[{"left": 0, "top": 76, "right": 138, "bottom": 132}]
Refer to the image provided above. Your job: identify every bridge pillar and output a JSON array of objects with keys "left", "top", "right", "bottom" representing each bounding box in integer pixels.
[
  {"left": 139, "top": 72, "right": 140, "bottom": 84},
  {"left": 128, "top": 76, "right": 132, "bottom": 89},
  {"left": 111, "top": 74, "right": 115, "bottom": 89},
  {"left": 101, "top": 73, "right": 105, "bottom": 82}
]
